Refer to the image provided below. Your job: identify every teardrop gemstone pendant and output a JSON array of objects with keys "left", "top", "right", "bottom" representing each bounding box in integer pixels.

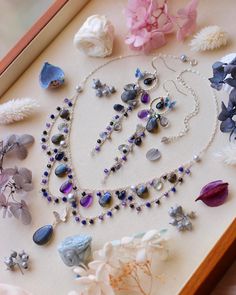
[{"left": 33, "top": 225, "right": 54, "bottom": 246}]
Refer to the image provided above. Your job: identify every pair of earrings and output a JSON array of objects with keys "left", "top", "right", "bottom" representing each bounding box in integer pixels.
[
  {"left": 4, "top": 250, "right": 30, "bottom": 274},
  {"left": 103, "top": 81, "right": 186, "bottom": 181},
  {"left": 91, "top": 65, "right": 159, "bottom": 155}
]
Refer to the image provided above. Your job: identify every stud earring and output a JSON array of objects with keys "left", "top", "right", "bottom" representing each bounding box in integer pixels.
[
  {"left": 168, "top": 204, "right": 196, "bottom": 231},
  {"left": 92, "top": 79, "right": 116, "bottom": 97},
  {"left": 102, "top": 80, "right": 182, "bottom": 181},
  {"left": 4, "top": 250, "right": 30, "bottom": 274}
]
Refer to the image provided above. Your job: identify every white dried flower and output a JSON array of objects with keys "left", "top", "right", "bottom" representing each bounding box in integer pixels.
[
  {"left": 0, "top": 98, "right": 39, "bottom": 125},
  {"left": 215, "top": 144, "right": 236, "bottom": 166},
  {"left": 190, "top": 26, "right": 228, "bottom": 52},
  {"left": 73, "top": 15, "right": 115, "bottom": 57}
]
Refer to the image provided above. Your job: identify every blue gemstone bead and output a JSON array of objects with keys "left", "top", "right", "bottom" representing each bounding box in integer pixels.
[
  {"left": 33, "top": 225, "right": 53, "bottom": 246},
  {"left": 81, "top": 220, "right": 87, "bottom": 225},
  {"left": 171, "top": 187, "right": 176, "bottom": 193},
  {"left": 62, "top": 197, "right": 67, "bottom": 202},
  {"left": 107, "top": 211, "right": 112, "bottom": 217},
  {"left": 146, "top": 202, "right": 151, "bottom": 208},
  {"left": 178, "top": 167, "right": 184, "bottom": 172},
  {"left": 117, "top": 190, "right": 126, "bottom": 200},
  {"left": 128, "top": 195, "right": 133, "bottom": 201},
  {"left": 99, "top": 192, "right": 112, "bottom": 207}
]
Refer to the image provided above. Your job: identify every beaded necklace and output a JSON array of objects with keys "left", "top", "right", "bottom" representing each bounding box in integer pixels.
[{"left": 39, "top": 54, "right": 218, "bottom": 227}]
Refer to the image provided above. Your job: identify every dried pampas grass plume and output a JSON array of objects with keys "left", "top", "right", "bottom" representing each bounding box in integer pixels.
[
  {"left": 0, "top": 98, "right": 39, "bottom": 125},
  {"left": 190, "top": 26, "right": 228, "bottom": 52},
  {"left": 215, "top": 144, "right": 236, "bottom": 166}
]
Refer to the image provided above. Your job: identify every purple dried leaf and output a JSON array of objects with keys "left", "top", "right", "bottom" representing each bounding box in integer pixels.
[
  {"left": 0, "top": 173, "right": 10, "bottom": 188},
  {"left": 195, "top": 180, "right": 229, "bottom": 207},
  {"left": 18, "top": 134, "right": 34, "bottom": 146},
  {"left": 9, "top": 202, "right": 21, "bottom": 219},
  {"left": 16, "top": 145, "right": 28, "bottom": 160},
  {"left": 6, "top": 134, "right": 17, "bottom": 146},
  {"left": 12, "top": 174, "right": 24, "bottom": 189},
  {"left": 218, "top": 102, "right": 230, "bottom": 121},
  {"left": 2, "top": 167, "right": 17, "bottom": 176},
  {"left": 20, "top": 200, "right": 31, "bottom": 225},
  {"left": 18, "top": 167, "right": 32, "bottom": 182},
  {"left": 0, "top": 193, "right": 7, "bottom": 206},
  {"left": 22, "top": 183, "right": 33, "bottom": 192}
]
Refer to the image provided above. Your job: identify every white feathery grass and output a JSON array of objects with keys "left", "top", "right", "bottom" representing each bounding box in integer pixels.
[
  {"left": 190, "top": 26, "right": 228, "bottom": 52},
  {"left": 0, "top": 98, "right": 39, "bottom": 125},
  {"left": 215, "top": 144, "right": 236, "bottom": 166}
]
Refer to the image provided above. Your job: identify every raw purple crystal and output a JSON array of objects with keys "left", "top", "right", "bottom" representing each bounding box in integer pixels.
[
  {"left": 138, "top": 109, "right": 149, "bottom": 119},
  {"left": 141, "top": 92, "right": 150, "bottom": 104},
  {"left": 80, "top": 194, "right": 93, "bottom": 208},
  {"left": 60, "top": 181, "right": 73, "bottom": 194}
]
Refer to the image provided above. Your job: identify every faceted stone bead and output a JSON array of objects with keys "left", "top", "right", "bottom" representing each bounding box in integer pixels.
[
  {"left": 144, "top": 77, "right": 154, "bottom": 85},
  {"left": 124, "top": 83, "right": 135, "bottom": 91},
  {"left": 113, "top": 104, "right": 124, "bottom": 112},
  {"left": 80, "top": 194, "right": 93, "bottom": 208},
  {"left": 168, "top": 173, "right": 177, "bottom": 183},
  {"left": 138, "top": 109, "right": 149, "bottom": 119},
  {"left": 134, "top": 137, "right": 142, "bottom": 146},
  {"left": 121, "top": 90, "right": 137, "bottom": 103},
  {"left": 51, "top": 134, "right": 65, "bottom": 145},
  {"left": 156, "top": 100, "right": 165, "bottom": 110},
  {"left": 59, "top": 109, "right": 70, "bottom": 119},
  {"left": 99, "top": 192, "right": 112, "bottom": 207},
  {"left": 146, "top": 148, "right": 161, "bottom": 161},
  {"left": 140, "top": 92, "right": 150, "bottom": 104},
  {"left": 58, "top": 122, "right": 68, "bottom": 131},
  {"left": 55, "top": 152, "right": 65, "bottom": 161},
  {"left": 146, "top": 117, "right": 158, "bottom": 133},
  {"left": 153, "top": 179, "right": 163, "bottom": 191},
  {"left": 160, "top": 116, "right": 169, "bottom": 127},
  {"left": 60, "top": 181, "right": 73, "bottom": 194},
  {"left": 33, "top": 225, "right": 53, "bottom": 245},
  {"left": 55, "top": 164, "right": 68, "bottom": 177},
  {"left": 114, "top": 123, "right": 122, "bottom": 131},
  {"left": 117, "top": 190, "right": 126, "bottom": 200},
  {"left": 136, "top": 185, "right": 149, "bottom": 198}
]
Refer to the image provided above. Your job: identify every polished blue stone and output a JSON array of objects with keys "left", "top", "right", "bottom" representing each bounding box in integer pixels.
[
  {"left": 33, "top": 225, "right": 53, "bottom": 246},
  {"left": 99, "top": 192, "right": 112, "bottom": 207}
]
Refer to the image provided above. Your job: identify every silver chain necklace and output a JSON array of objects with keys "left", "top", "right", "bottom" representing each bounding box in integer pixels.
[{"left": 39, "top": 54, "right": 218, "bottom": 226}]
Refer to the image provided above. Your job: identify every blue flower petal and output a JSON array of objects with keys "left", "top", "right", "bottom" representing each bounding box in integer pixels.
[
  {"left": 218, "top": 102, "right": 230, "bottom": 121},
  {"left": 39, "top": 62, "right": 65, "bottom": 89},
  {"left": 220, "top": 118, "right": 235, "bottom": 133}
]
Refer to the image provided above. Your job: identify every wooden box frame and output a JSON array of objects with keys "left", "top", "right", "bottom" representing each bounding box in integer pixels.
[{"left": 0, "top": 1, "right": 235, "bottom": 293}]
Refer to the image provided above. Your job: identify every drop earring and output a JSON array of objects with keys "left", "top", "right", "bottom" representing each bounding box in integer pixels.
[
  {"left": 91, "top": 66, "right": 159, "bottom": 155},
  {"left": 103, "top": 80, "right": 184, "bottom": 181}
]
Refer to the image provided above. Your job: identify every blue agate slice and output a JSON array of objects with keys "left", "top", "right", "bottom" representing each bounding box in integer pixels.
[{"left": 39, "top": 62, "right": 65, "bottom": 89}]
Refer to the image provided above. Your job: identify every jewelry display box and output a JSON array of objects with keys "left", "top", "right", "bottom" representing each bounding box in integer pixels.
[{"left": 0, "top": 0, "right": 235, "bottom": 294}]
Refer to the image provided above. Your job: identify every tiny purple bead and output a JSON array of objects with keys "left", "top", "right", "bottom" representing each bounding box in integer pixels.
[
  {"left": 64, "top": 128, "right": 69, "bottom": 133},
  {"left": 106, "top": 126, "right": 112, "bottom": 131},
  {"left": 164, "top": 192, "right": 169, "bottom": 197},
  {"left": 107, "top": 211, "right": 112, "bottom": 217},
  {"left": 185, "top": 168, "right": 191, "bottom": 174},
  {"left": 50, "top": 157, "right": 54, "bottom": 162},
  {"left": 42, "top": 145, "right": 47, "bottom": 150},
  {"left": 46, "top": 123, "right": 51, "bottom": 128},
  {"left": 141, "top": 92, "right": 150, "bottom": 104},
  {"left": 122, "top": 156, "right": 127, "bottom": 161},
  {"left": 97, "top": 192, "right": 102, "bottom": 197},
  {"left": 75, "top": 216, "right": 80, "bottom": 222},
  {"left": 42, "top": 179, "right": 47, "bottom": 184},
  {"left": 122, "top": 201, "right": 127, "bottom": 207},
  {"left": 64, "top": 98, "right": 69, "bottom": 103},
  {"left": 95, "top": 146, "right": 100, "bottom": 152},
  {"left": 115, "top": 115, "right": 119, "bottom": 119},
  {"left": 136, "top": 206, "right": 141, "bottom": 212},
  {"left": 99, "top": 215, "right": 104, "bottom": 220},
  {"left": 47, "top": 196, "right": 52, "bottom": 202},
  {"left": 104, "top": 168, "right": 109, "bottom": 174}
]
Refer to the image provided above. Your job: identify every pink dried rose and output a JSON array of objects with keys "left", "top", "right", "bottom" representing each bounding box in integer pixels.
[{"left": 124, "top": 0, "right": 199, "bottom": 53}]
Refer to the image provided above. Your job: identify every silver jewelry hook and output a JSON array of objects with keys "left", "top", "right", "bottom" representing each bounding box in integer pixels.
[
  {"left": 151, "top": 56, "right": 176, "bottom": 73},
  {"left": 163, "top": 80, "right": 187, "bottom": 96}
]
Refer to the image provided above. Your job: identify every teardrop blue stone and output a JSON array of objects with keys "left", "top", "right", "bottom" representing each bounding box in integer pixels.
[{"left": 33, "top": 225, "right": 53, "bottom": 245}]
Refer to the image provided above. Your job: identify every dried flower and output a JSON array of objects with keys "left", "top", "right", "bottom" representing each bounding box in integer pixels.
[
  {"left": 215, "top": 144, "right": 236, "bottom": 166},
  {"left": 70, "top": 229, "right": 169, "bottom": 295},
  {"left": 0, "top": 98, "right": 39, "bottom": 125},
  {"left": 0, "top": 134, "right": 34, "bottom": 224},
  {"left": 124, "top": 0, "right": 199, "bottom": 53},
  {"left": 190, "top": 26, "right": 228, "bottom": 52},
  {"left": 195, "top": 180, "right": 229, "bottom": 207}
]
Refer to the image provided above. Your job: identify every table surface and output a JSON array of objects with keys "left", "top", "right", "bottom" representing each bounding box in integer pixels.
[{"left": 0, "top": 0, "right": 236, "bottom": 294}]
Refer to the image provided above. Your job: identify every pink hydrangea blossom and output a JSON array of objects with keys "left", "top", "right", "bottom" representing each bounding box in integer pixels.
[{"left": 124, "top": 0, "right": 199, "bottom": 53}]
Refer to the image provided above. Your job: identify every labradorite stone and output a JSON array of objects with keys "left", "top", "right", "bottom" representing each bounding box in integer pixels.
[
  {"left": 57, "top": 235, "right": 92, "bottom": 267},
  {"left": 99, "top": 192, "right": 112, "bottom": 207},
  {"left": 146, "top": 117, "right": 158, "bottom": 133},
  {"left": 136, "top": 185, "right": 149, "bottom": 198},
  {"left": 59, "top": 109, "right": 70, "bottom": 120},
  {"left": 51, "top": 133, "right": 65, "bottom": 145},
  {"left": 121, "top": 90, "right": 137, "bottom": 103},
  {"left": 33, "top": 225, "right": 53, "bottom": 246},
  {"left": 55, "top": 164, "right": 68, "bottom": 177}
]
